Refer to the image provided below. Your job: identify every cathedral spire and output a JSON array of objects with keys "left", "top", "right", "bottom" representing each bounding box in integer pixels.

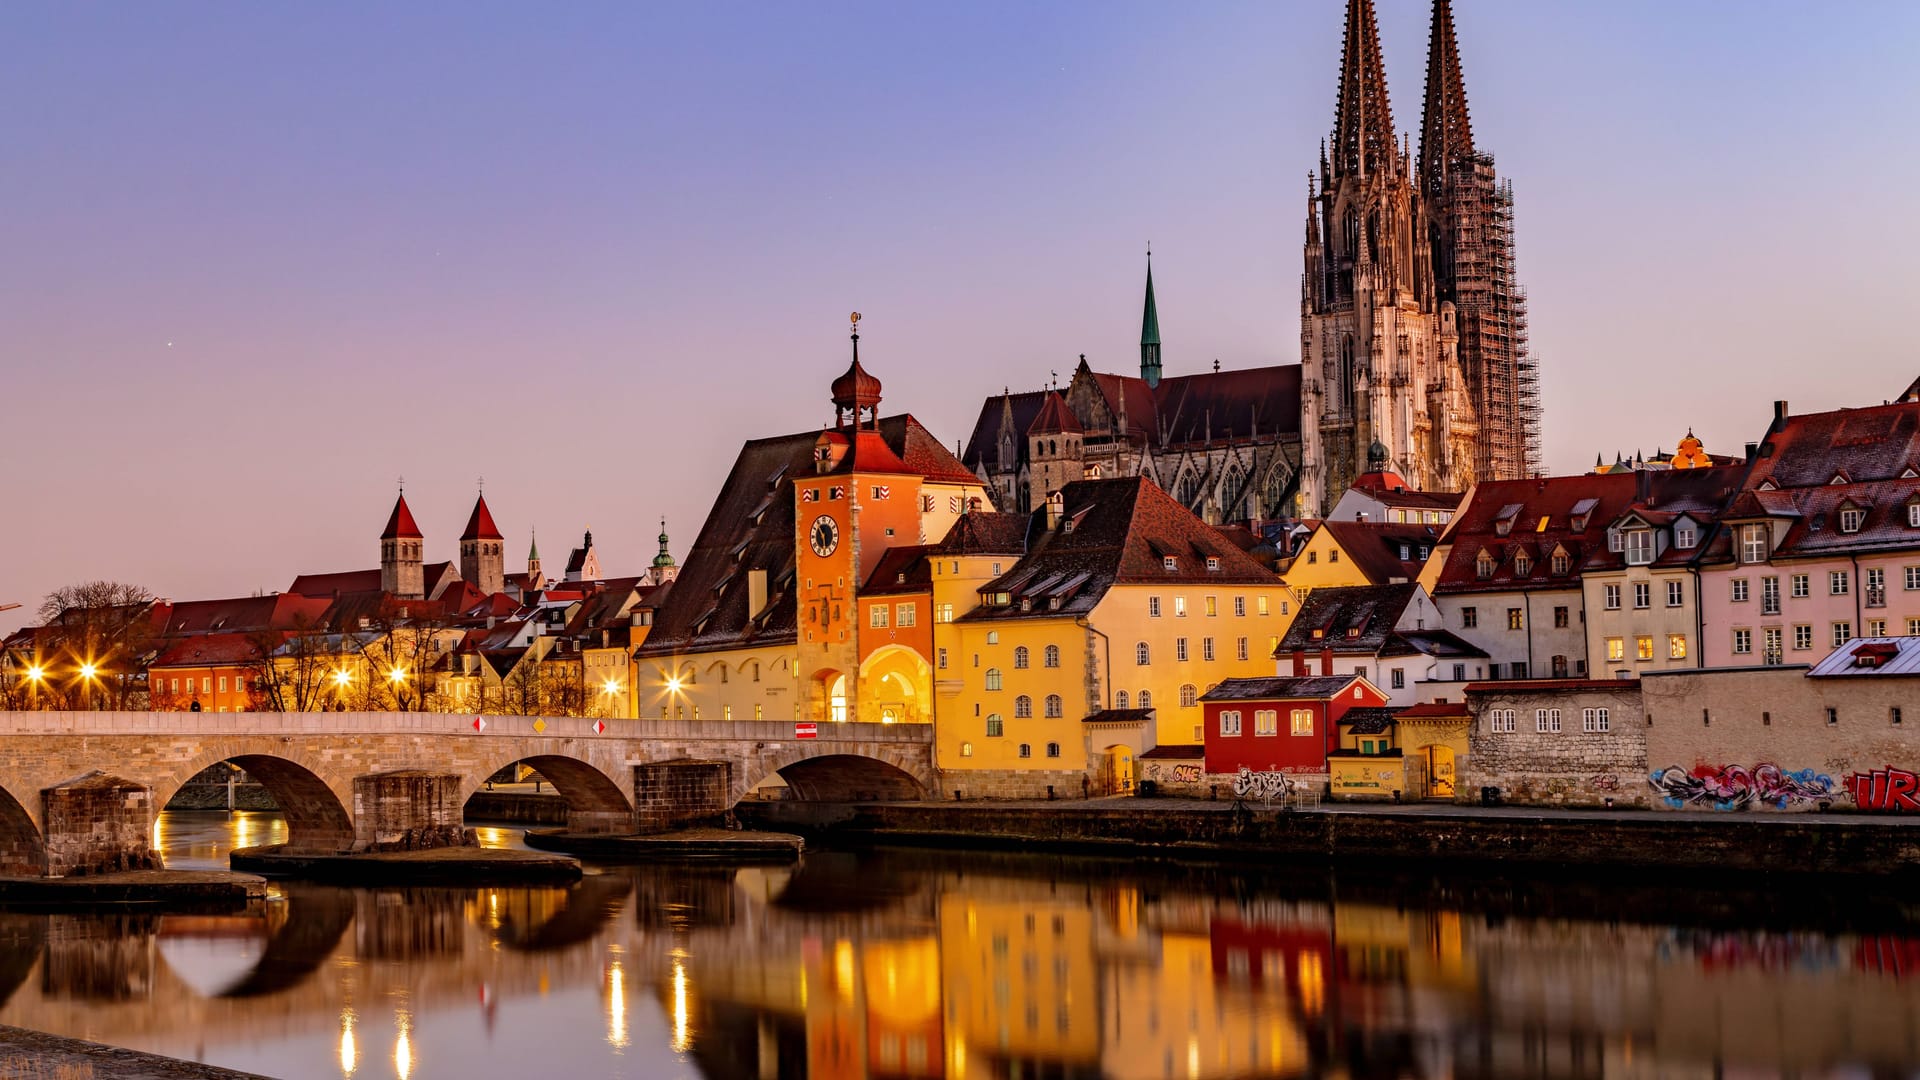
[
  {"left": 1418, "top": 0, "right": 1475, "bottom": 194},
  {"left": 1331, "top": 0, "right": 1396, "bottom": 179},
  {"left": 1140, "top": 249, "right": 1162, "bottom": 389}
]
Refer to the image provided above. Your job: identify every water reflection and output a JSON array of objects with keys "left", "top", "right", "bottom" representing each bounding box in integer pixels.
[{"left": 0, "top": 811, "right": 1915, "bottom": 1077}]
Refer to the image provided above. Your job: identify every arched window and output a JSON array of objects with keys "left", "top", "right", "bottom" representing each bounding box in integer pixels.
[
  {"left": 1044, "top": 644, "right": 1061, "bottom": 668},
  {"left": 1179, "top": 684, "right": 1197, "bottom": 708},
  {"left": 1135, "top": 642, "right": 1150, "bottom": 665},
  {"left": 1138, "top": 689, "right": 1153, "bottom": 709},
  {"left": 1044, "top": 694, "right": 1063, "bottom": 718},
  {"left": 1014, "top": 695, "right": 1033, "bottom": 718},
  {"left": 1018, "top": 743, "right": 1032, "bottom": 759},
  {"left": 1338, "top": 336, "right": 1356, "bottom": 416},
  {"left": 985, "top": 714, "right": 1003, "bottom": 737},
  {"left": 1115, "top": 690, "right": 1130, "bottom": 709},
  {"left": 984, "top": 668, "right": 1003, "bottom": 691},
  {"left": 1013, "top": 646, "right": 1030, "bottom": 669},
  {"left": 1177, "top": 470, "right": 1201, "bottom": 508},
  {"left": 1046, "top": 742, "right": 1061, "bottom": 758}
]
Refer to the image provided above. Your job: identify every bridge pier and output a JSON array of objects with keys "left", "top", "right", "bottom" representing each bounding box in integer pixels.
[
  {"left": 351, "top": 771, "right": 471, "bottom": 852},
  {"left": 632, "top": 761, "right": 732, "bottom": 834},
  {"left": 44, "top": 773, "right": 157, "bottom": 877}
]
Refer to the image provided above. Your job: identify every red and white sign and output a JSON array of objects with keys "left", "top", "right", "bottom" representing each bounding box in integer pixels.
[
  {"left": 471, "top": 717, "right": 487, "bottom": 732},
  {"left": 592, "top": 720, "right": 607, "bottom": 734},
  {"left": 794, "top": 722, "right": 818, "bottom": 740}
]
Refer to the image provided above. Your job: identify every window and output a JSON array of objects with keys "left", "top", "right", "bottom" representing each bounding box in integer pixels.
[
  {"left": 1625, "top": 529, "right": 1654, "bottom": 565},
  {"left": 218, "top": 677, "right": 227, "bottom": 693},
  {"left": 1907, "top": 567, "right": 1920, "bottom": 591},
  {"left": 1289, "top": 709, "right": 1314, "bottom": 735},
  {"left": 1636, "top": 636, "right": 1654, "bottom": 661},
  {"left": 1329, "top": 549, "right": 1340, "bottom": 563},
  {"left": 1044, "top": 645, "right": 1060, "bottom": 668},
  {"left": 1205, "top": 596, "right": 1217, "bottom": 617},
  {"left": 1831, "top": 570, "right": 1850, "bottom": 596},
  {"left": 1741, "top": 525, "right": 1769, "bottom": 564},
  {"left": 1476, "top": 550, "right": 1495, "bottom": 579},
  {"left": 1046, "top": 741, "right": 1061, "bottom": 758},
  {"left": 755, "top": 704, "right": 765, "bottom": 720},
  {"left": 1206, "top": 557, "right": 1220, "bottom": 572},
  {"left": 1236, "top": 637, "right": 1249, "bottom": 661},
  {"left": 1733, "top": 628, "right": 1752, "bottom": 654},
  {"left": 986, "top": 715, "right": 1004, "bottom": 737},
  {"left": 1731, "top": 579, "right": 1749, "bottom": 602},
  {"left": 1490, "top": 709, "right": 1516, "bottom": 733},
  {"left": 936, "top": 603, "right": 955, "bottom": 623},
  {"left": 1462, "top": 606, "right": 1479, "bottom": 628},
  {"left": 1911, "top": 618, "right": 1920, "bottom": 636},
  {"left": 1220, "top": 710, "right": 1242, "bottom": 736},
  {"left": 987, "top": 631, "right": 999, "bottom": 644},
  {"left": 1791, "top": 574, "right": 1810, "bottom": 598},
  {"left": 1841, "top": 507, "right": 1866, "bottom": 533},
  {"left": 960, "top": 741, "right": 974, "bottom": 757},
  {"left": 1176, "top": 638, "right": 1189, "bottom": 662},
  {"left": 1870, "top": 618, "right": 1888, "bottom": 636},
  {"left": 1669, "top": 634, "right": 1688, "bottom": 660},
  {"left": 1761, "top": 576, "right": 1779, "bottom": 613},
  {"left": 1044, "top": 694, "right": 1062, "bottom": 718},
  {"left": 1149, "top": 596, "right": 1162, "bottom": 617},
  {"left": 1014, "top": 695, "right": 1032, "bottom": 718},
  {"left": 938, "top": 647, "right": 948, "bottom": 670},
  {"left": 1633, "top": 583, "right": 1651, "bottom": 609},
  {"left": 896, "top": 603, "right": 916, "bottom": 627},
  {"left": 1202, "top": 638, "right": 1215, "bottom": 661},
  {"left": 1135, "top": 642, "right": 1150, "bottom": 665},
  {"left": 870, "top": 605, "right": 890, "bottom": 628},
  {"left": 1582, "top": 707, "right": 1610, "bottom": 733},
  {"left": 1391, "top": 668, "right": 1405, "bottom": 689},
  {"left": 1675, "top": 522, "right": 1697, "bottom": 549},
  {"left": 1827, "top": 708, "right": 1838, "bottom": 726},
  {"left": 1174, "top": 597, "right": 1187, "bottom": 617},
  {"left": 1868, "top": 567, "right": 1886, "bottom": 599},
  {"left": 1115, "top": 691, "right": 1129, "bottom": 708},
  {"left": 1014, "top": 646, "right": 1029, "bottom": 669},
  {"left": 1163, "top": 556, "right": 1179, "bottom": 571},
  {"left": 1514, "top": 552, "right": 1533, "bottom": 576},
  {"left": 1551, "top": 550, "right": 1571, "bottom": 576},
  {"left": 1257, "top": 596, "right": 1270, "bottom": 616},
  {"left": 1506, "top": 608, "right": 1523, "bottom": 631},
  {"left": 201, "top": 678, "right": 211, "bottom": 695},
  {"left": 1604, "top": 584, "right": 1621, "bottom": 610},
  {"left": 1763, "top": 627, "right": 1782, "bottom": 663},
  {"left": 1255, "top": 709, "right": 1278, "bottom": 736},
  {"left": 1138, "top": 689, "right": 1152, "bottom": 708},
  {"left": 1535, "top": 708, "right": 1561, "bottom": 733},
  {"left": 1234, "top": 596, "right": 1246, "bottom": 617},
  {"left": 1554, "top": 606, "right": 1569, "bottom": 628},
  {"left": 1018, "top": 743, "right": 1032, "bottom": 758},
  {"left": 985, "top": 668, "right": 1003, "bottom": 691},
  {"left": 1794, "top": 624, "right": 1813, "bottom": 650},
  {"left": 1179, "top": 684, "right": 1197, "bottom": 708},
  {"left": 1606, "top": 637, "right": 1625, "bottom": 662},
  {"left": 1667, "top": 580, "right": 1686, "bottom": 607},
  {"left": 1832, "top": 622, "right": 1853, "bottom": 648}
]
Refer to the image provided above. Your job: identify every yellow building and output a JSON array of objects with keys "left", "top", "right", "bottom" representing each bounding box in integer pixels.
[
  {"left": 939, "top": 892, "right": 1098, "bottom": 1075},
  {"left": 1102, "top": 929, "right": 1307, "bottom": 1080},
  {"left": 1284, "top": 519, "right": 1442, "bottom": 599}
]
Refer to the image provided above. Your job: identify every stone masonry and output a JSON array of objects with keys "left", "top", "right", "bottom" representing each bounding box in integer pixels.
[
  {"left": 632, "top": 761, "right": 732, "bottom": 833},
  {"left": 1461, "top": 683, "right": 1648, "bottom": 808}
]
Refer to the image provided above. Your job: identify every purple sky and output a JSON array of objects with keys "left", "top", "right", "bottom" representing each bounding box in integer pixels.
[{"left": 5, "top": 1, "right": 1918, "bottom": 633}]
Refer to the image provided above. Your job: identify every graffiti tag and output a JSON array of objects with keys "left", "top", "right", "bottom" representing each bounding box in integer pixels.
[
  {"left": 1845, "top": 767, "right": 1920, "bottom": 812},
  {"left": 1588, "top": 773, "right": 1620, "bottom": 793},
  {"left": 1232, "top": 767, "right": 1293, "bottom": 807},
  {"left": 1648, "top": 763, "right": 1834, "bottom": 811},
  {"left": 1169, "top": 764, "right": 1202, "bottom": 784}
]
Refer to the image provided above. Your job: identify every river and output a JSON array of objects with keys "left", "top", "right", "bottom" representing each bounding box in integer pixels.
[{"left": 0, "top": 809, "right": 1915, "bottom": 1078}]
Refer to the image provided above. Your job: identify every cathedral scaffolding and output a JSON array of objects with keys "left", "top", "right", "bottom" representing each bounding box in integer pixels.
[{"left": 1436, "top": 154, "right": 1539, "bottom": 481}]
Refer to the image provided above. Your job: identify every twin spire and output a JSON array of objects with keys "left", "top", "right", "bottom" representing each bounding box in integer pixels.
[{"left": 1329, "top": 0, "right": 1476, "bottom": 184}]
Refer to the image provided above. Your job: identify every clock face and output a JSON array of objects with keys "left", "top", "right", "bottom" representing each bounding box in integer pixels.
[{"left": 809, "top": 514, "right": 840, "bottom": 557}]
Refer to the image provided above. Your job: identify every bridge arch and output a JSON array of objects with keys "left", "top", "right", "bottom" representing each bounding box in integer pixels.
[
  {"left": 0, "top": 786, "right": 44, "bottom": 876},
  {"left": 736, "top": 746, "right": 928, "bottom": 805},
  {"left": 462, "top": 751, "right": 634, "bottom": 835},
  {"left": 156, "top": 749, "right": 354, "bottom": 856}
]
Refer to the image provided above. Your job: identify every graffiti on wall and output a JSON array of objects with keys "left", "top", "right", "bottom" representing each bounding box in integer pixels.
[
  {"left": 1141, "top": 762, "right": 1204, "bottom": 786},
  {"left": 1845, "top": 767, "right": 1920, "bottom": 812},
  {"left": 1648, "top": 764, "right": 1835, "bottom": 811},
  {"left": 1232, "top": 767, "right": 1294, "bottom": 807}
]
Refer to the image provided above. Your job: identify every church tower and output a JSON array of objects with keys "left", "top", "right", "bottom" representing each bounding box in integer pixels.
[
  {"left": 1419, "top": 0, "right": 1537, "bottom": 481},
  {"left": 459, "top": 492, "right": 505, "bottom": 596},
  {"left": 1299, "top": 0, "right": 1476, "bottom": 517},
  {"left": 1025, "top": 391, "right": 1085, "bottom": 512},
  {"left": 648, "top": 520, "right": 679, "bottom": 586},
  {"left": 379, "top": 491, "right": 425, "bottom": 600},
  {"left": 525, "top": 530, "right": 544, "bottom": 592},
  {"left": 1140, "top": 253, "right": 1162, "bottom": 389}
]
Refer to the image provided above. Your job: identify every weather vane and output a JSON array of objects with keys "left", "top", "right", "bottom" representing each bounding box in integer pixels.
[{"left": 397, "top": 475, "right": 405, "bottom": 494}]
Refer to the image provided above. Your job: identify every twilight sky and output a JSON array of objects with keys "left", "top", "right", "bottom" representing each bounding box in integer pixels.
[{"left": 5, "top": 1, "right": 1918, "bottom": 632}]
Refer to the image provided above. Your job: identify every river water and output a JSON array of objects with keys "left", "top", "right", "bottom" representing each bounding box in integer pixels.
[{"left": 0, "top": 810, "right": 1916, "bottom": 1078}]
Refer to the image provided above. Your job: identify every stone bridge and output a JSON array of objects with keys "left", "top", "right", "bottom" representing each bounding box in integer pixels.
[{"left": 0, "top": 713, "right": 932, "bottom": 875}]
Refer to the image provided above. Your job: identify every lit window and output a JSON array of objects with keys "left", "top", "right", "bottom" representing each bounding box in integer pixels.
[
  {"left": 1506, "top": 608, "right": 1523, "bottom": 630},
  {"left": 1669, "top": 634, "right": 1687, "bottom": 660},
  {"left": 1174, "top": 597, "right": 1187, "bottom": 617},
  {"left": 985, "top": 668, "right": 1003, "bottom": 691},
  {"left": 1205, "top": 596, "right": 1217, "bottom": 616},
  {"left": 961, "top": 741, "right": 974, "bottom": 757},
  {"left": 1257, "top": 596, "right": 1270, "bottom": 616},
  {"left": 1636, "top": 636, "right": 1654, "bottom": 661},
  {"left": 1606, "top": 637, "right": 1624, "bottom": 662},
  {"left": 1289, "top": 709, "right": 1314, "bottom": 736}
]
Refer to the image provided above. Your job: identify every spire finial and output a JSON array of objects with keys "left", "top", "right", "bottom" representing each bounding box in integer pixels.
[
  {"left": 1418, "top": 0, "right": 1476, "bottom": 193},
  {"left": 397, "top": 475, "right": 405, "bottom": 495},
  {"left": 477, "top": 475, "right": 484, "bottom": 495},
  {"left": 1332, "top": 0, "right": 1395, "bottom": 179}
]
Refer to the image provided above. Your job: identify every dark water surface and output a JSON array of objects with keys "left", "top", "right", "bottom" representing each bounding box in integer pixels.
[{"left": 0, "top": 810, "right": 1916, "bottom": 1078}]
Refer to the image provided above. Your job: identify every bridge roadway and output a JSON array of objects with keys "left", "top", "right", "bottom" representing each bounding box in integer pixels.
[{"left": 0, "top": 712, "right": 932, "bottom": 875}]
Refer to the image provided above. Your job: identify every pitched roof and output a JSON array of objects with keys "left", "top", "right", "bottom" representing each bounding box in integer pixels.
[
  {"left": 461, "top": 495, "right": 504, "bottom": 541},
  {"left": 957, "top": 477, "right": 1282, "bottom": 623},
  {"left": 1585, "top": 466, "right": 1744, "bottom": 572},
  {"left": 150, "top": 631, "right": 271, "bottom": 669},
  {"left": 160, "top": 593, "right": 330, "bottom": 636},
  {"left": 289, "top": 569, "right": 383, "bottom": 598},
  {"left": 1433, "top": 474, "right": 1642, "bottom": 595},
  {"left": 1340, "top": 707, "right": 1396, "bottom": 734},
  {"left": 1028, "top": 392, "right": 1082, "bottom": 436},
  {"left": 380, "top": 494, "right": 422, "bottom": 540},
  {"left": 861, "top": 546, "right": 934, "bottom": 597},
  {"left": 1201, "top": 675, "right": 1360, "bottom": 702},
  {"left": 1082, "top": 708, "right": 1157, "bottom": 725},
  {"left": 1314, "top": 520, "right": 1441, "bottom": 584},
  {"left": 1279, "top": 583, "right": 1421, "bottom": 654},
  {"left": 1098, "top": 366, "right": 1304, "bottom": 448},
  {"left": 1395, "top": 700, "right": 1472, "bottom": 720},
  {"left": 1808, "top": 637, "right": 1920, "bottom": 677},
  {"left": 931, "top": 512, "right": 1033, "bottom": 556},
  {"left": 1750, "top": 402, "right": 1920, "bottom": 490}
]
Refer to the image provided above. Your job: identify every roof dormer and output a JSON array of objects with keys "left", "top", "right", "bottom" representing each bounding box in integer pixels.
[
  {"left": 1475, "top": 547, "right": 1496, "bottom": 580},
  {"left": 1568, "top": 498, "right": 1599, "bottom": 533},
  {"left": 1837, "top": 498, "right": 1867, "bottom": 534},
  {"left": 1493, "top": 504, "right": 1522, "bottom": 537},
  {"left": 1830, "top": 470, "right": 1851, "bottom": 486}
]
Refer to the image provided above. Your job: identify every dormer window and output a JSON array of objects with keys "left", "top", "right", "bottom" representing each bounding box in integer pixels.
[
  {"left": 1346, "top": 627, "right": 1360, "bottom": 638},
  {"left": 1311, "top": 627, "right": 1325, "bottom": 639},
  {"left": 1625, "top": 529, "right": 1654, "bottom": 566},
  {"left": 1740, "top": 524, "right": 1769, "bottom": 565},
  {"left": 1493, "top": 505, "right": 1521, "bottom": 537},
  {"left": 1674, "top": 521, "right": 1698, "bottom": 549},
  {"left": 1840, "top": 506, "right": 1866, "bottom": 534},
  {"left": 1908, "top": 500, "right": 1920, "bottom": 528},
  {"left": 1831, "top": 472, "right": 1851, "bottom": 486},
  {"left": 1758, "top": 478, "right": 1778, "bottom": 491},
  {"left": 1569, "top": 498, "right": 1598, "bottom": 533},
  {"left": 1475, "top": 549, "right": 1495, "bottom": 580},
  {"left": 1513, "top": 552, "right": 1533, "bottom": 576},
  {"left": 1205, "top": 556, "right": 1221, "bottom": 571},
  {"left": 1163, "top": 556, "right": 1179, "bottom": 572},
  {"left": 1550, "top": 548, "right": 1571, "bottom": 576}
]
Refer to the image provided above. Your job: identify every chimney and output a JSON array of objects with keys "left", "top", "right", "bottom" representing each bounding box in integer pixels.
[
  {"left": 1745, "top": 442, "right": 1760, "bottom": 462},
  {"left": 1045, "top": 490, "right": 1065, "bottom": 530},
  {"left": 1356, "top": 511, "right": 1368, "bottom": 522},
  {"left": 748, "top": 569, "right": 769, "bottom": 621},
  {"left": 1292, "top": 649, "right": 1307, "bottom": 677},
  {"left": 1320, "top": 645, "right": 1335, "bottom": 676},
  {"left": 1774, "top": 400, "right": 1790, "bottom": 422},
  {"left": 1636, "top": 469, "right": 1652, "bottom": 505}
]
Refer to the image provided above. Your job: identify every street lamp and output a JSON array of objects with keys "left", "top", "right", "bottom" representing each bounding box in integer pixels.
[
  {"left": 333, "top": 670, "right": 352, "bottom": 688},
  {"left": 389, "top": 668, "right": 407, "bottom": 685}
]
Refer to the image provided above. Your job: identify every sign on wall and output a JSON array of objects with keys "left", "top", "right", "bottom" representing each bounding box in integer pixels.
[{"left": 795, "top": 722, "right": 818, "bottom": 740}]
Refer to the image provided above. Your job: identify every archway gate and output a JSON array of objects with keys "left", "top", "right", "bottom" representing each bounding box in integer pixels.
[{"left": 0, "top": 713, "right": 932, "bottom": 875}]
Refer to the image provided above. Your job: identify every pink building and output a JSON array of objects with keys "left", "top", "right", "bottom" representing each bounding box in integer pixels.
[{"left": 1699, "top": 401, "right": 1920, "bottom": 668}]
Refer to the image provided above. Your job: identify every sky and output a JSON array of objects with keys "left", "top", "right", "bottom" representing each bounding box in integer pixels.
[{"left": 5, "top": 1, "right": 1919, "bottom": 633}]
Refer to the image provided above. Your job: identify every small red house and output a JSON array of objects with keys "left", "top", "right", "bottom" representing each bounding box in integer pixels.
[{"left": 1200, "top": 674, "right": 1391, "bottom": 778}]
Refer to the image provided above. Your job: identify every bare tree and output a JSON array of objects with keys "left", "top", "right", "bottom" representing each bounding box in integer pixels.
[
  {"left": 245, "top": 613, "right": 335, "bottom": 713},
  {"left": 35, "top": 581, "right": 157, "bottom": 710}
]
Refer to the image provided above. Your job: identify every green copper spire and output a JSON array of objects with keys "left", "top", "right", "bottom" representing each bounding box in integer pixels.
[
  {"left": 652, "top": 518, "right": 675, "bottom": 569},
  {"left": 528, "top": 528, "right": 540, "bottom": 562},
  {"left": 1140, "top": 249, "right": 1162, "bottom": 389}
]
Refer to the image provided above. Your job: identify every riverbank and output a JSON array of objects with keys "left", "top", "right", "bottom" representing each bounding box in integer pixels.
[
  {"left": 230, "top": 844, "right": 581, "bottom": 884},
  {"left": 0, "top": 870, "right": 266, "bottom": 909},
  {"left": 524, "top": 826, "right": 803, "bottom": 862},
  {"left": 0, "top": 1024, "right": 269, "bottom": 1078},
  {"left": 739, "top": 798, "right": 1920, "bottom": 877}
]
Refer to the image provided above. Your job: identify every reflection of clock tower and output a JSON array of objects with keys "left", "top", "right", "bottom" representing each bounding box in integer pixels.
[{"left": 794, "top": 315, "right": 927, "bottom": 724}]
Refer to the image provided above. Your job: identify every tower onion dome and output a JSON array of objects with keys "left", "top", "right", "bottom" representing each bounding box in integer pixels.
[{"left": 831, "top": 356, "right": 882, "bottom": 416}]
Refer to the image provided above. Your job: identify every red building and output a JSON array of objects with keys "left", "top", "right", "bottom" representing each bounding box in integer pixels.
[{"left": 1200, "top": 673, "right": 1390, "bottom": 777}]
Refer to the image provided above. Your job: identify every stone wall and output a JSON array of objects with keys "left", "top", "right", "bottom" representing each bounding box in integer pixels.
[
  {"left": 937, "top": 768, "right": 1094, "bottom": 801},
  {"left": 632, "top": 761, "right": 731, "bottom": 833},
  {"left": 43, "top": 773, "right": 157, "bottom": 876},
  {"left": 1642, "top": 667, "right": 1920, "bottom": 813},
  {"left": 1462, "top": 685, "right": 1648, "bottom": 808},
  {"left": 351, "top": 771, "right": 470, "bottom": 851}
]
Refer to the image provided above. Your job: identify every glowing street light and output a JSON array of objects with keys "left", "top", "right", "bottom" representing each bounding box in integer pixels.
[
  {"left": 601, "top": 678, "right": 622, "bottom": 697},
  {"left": 664, "top": 675, "right": 682, "bottom": 693},
  {"left": 332, "top": 670, "right": 352, "bottom": 688},
  {"left": 77, "top": 663, "right": 97, "bottom": 680},
  {"left": 24, "top": 666, "right": 43, "bottom": 684},
  {"left": 389, "top": 668, "right": 408, "bottom": 685}
]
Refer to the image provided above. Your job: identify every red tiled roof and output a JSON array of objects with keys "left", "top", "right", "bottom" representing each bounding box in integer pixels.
[
  {"left": 861, "top": 546, "right": 933, "bottom": 596},
  {"left": 1751, "top": 401, "right": 1920, "bottom": 489},
  {"left": 1433, "top": 474, "right": 1641, "bottom": 595},
  {"left": 1027, "top": 392, "right": 1082, "bottom": 436},
  {"left": 1314, "top": 520, "right": 1441, "bottom": 584},
  {"left": 1201, "top": 675, "right": 1361, "bottom": 701},
  {"left": 1395, "top": 700, "right": 1472, "bottom": 719},
  {"left": 461, "top": 495, "right": 504, "bottom": 541},
  {"left": 151, "top": 632, "right": 270, "bottom": 669},
  {"left": 160, "top": 593, "right": 331, "bottom": 636},
  {"left": 1464, "top": 679, "right": 1638, "bottom": 694},
  {"left": 1139, "top": 744, "right": 1206, "bottom": 759},
  {"left": 288, "top": 569, "right": 382, "bottom": 597},
  {"left": 381, "top": 494, "right": 423, "bottom": 540},
  {"left": 931, "top": 512, "right": 1033, "bottom": 556}
]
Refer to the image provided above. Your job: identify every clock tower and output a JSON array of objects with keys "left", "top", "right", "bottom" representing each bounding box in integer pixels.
[{"left": 793, "top": 315, "right": 927, "bottom": 724}]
